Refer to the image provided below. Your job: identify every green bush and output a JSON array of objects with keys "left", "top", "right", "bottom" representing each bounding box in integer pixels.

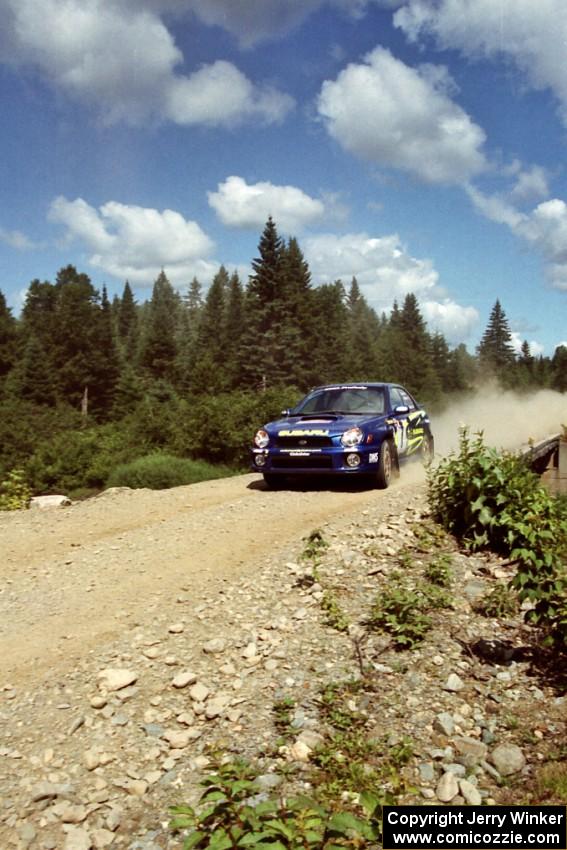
[
  {"left": 106, "top": 453, "right": 235, "bottom": 490},
  {"left": 171, "top": 387, "right": 300, "bottom": 467},
  {"left": 428, "top": 428, "right": 567, "bottom": 648},
  {"left": 0, "top": 399, "right": 81, "bottom": 480},
  {"left": 26, "top": 422, "right": 140, "bottom": 495},
  {"left": 0, "top": 468, "right": 31, "bottom": 511},
  {"left": 170, "top": 759, "right": 383, "bottom": 849},
  {"left": 369, "top": 583, "right": 433, "bottom": 649}
]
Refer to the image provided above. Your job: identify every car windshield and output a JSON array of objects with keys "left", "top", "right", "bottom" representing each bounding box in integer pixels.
[{"left": 294, "top": 386, "right": 385, "bottom": 415}]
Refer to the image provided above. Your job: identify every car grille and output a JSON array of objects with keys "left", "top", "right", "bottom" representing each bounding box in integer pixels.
[
  {"left": 272, "top": 455, "right": 333, "bottom": 470},
  {"left": 275, "top": 436, "right": 334, "bottom": 449}
]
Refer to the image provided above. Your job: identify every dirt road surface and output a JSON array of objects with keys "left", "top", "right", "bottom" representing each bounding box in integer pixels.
[{"left": 0, "top": 471, "right": 421, "bottom": 688}]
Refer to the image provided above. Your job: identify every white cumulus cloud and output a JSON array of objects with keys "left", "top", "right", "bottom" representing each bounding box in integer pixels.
[
  {"left": 466, "top": 185, "right": 567, "bottom": 292},
  {"left": 208, "top": 176, "right": 326, "bottom": 232},
  {"left": 303, "top": 231, "right": 478, "bottom": 342},
  {"left": 166, "top": 61, "right": 294, "bottom": 127},
  {"left": 48, "top": 196, "right": 217, "bottom": 286},
  {"left": 304, "top": 230, "right": 437, "bottom": 301},
  {"left": 0, "top": 226, "right": 36, "bottom": 251},
  {"left": 509, "top": 332, "right": 545, "bottom": 358},
  {"left": 422, "top": 299, "right": 479, "bottom": 343},
  {"left": 395, "top": 0, "right": 567, "bottom": 125},
  {"left": 317, "top": 47, "right": 487, "bottom": 184},
  {"left": 0, "top": 0, "right": 294, "bottom": 126}
]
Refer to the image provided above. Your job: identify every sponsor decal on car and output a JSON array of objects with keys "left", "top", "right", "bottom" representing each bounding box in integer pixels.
[
  {"left": 278, "top": 429, "right": 330, "bottom": 437},
  {"left": 369, "top": 452, "right": 379, "bottom": 463}
]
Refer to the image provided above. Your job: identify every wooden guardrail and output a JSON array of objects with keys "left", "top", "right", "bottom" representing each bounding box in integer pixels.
[{"left": 523, "top": 433, "right": 567, "bottom": 493}]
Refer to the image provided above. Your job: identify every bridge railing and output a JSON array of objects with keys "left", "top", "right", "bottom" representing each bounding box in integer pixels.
[{"left": 523, "top": 433, "right": 567, "bottom": 494}]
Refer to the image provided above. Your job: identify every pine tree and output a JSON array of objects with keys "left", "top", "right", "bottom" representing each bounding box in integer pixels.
[
  {"left": 49, "top": 266, "right": 107, "bottom": 410},
  {"left": 346, "top": 277, "right": 382, "bottom": 379},
  {"left": 309, "top": 281, "right": 351, "bottom": 384},
  {"left": 111, "top": 365, "right": 146, "bottom": 419},
  {"left": 275, "top": 237, "right": 313, "bottom": 387},
  {"left": 189, "top": 266, "right": 229, "bottom": 393},
  {"left": 117, "top": 281, "right": 139, "bottom": 362},
  {"left": 0, "top": 290, "right": 17, "bottom": 391},
  {"left": 139, "top": 271, "right": 180, "bottom": 383},
  {"left": 224, "top": 271, "right": 245, "bottom": 389},
  {"left": 176, "top": 277, "right": 204, "bottom": 395},
  {"left": 7, "top": 335, "right": 57, "bottom": 405},
  {"left": 551, "top": 345, "right": 567, "bottom": 392},
  {"left": 477, "top": 300, "right": 516, "bottom": 373},
  {"left": 89, "top": 285, "right": 121, "bottom": 416},
  {"left": 240, "top": 217, "right": 286, "bottom": 388}
]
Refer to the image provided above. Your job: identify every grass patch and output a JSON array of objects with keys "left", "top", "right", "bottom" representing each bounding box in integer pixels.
[{"left": 106, "top": 453, "right": 235, "bottom": 490}]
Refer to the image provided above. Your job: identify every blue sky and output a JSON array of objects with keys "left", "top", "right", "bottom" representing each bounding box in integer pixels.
[{"left": 1, "top": 0, "right": 567, "bottom": 355}]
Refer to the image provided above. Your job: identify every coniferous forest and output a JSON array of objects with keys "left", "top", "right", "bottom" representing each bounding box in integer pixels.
[{"left": 0, "top": 217, "right": 565, "bottom": 497}]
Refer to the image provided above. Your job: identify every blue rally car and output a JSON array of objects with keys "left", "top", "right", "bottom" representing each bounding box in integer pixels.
[{"left": 252, "top": 382, "right": 434, "bottom": 489}]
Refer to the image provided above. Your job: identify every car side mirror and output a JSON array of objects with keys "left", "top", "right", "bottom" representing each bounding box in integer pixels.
[
  {"left": 393, "top": 405, "right": 410, "bottom": 415},
  {"left": 281, "top": 408, "right": 291, "bottom": 417}
]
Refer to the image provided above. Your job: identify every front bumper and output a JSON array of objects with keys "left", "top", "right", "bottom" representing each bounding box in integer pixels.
[{"left": 251, "top": 445, "right": 382, "bottom": 475}]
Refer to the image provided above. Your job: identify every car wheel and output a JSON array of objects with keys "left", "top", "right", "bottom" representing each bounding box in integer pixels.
[
  {"left": 376, "top": 440, "right": 393, "bottom": 489},
  {"left": 421, "top": 435, "right": 434, "bottom": 465},
  {"left": 263, "top": 473, "right": 285, "bottom": 489}
]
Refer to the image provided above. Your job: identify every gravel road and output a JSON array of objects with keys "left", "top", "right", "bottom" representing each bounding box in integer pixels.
[{"left": 0, "top": 472, "right": 418, "bottom": 687}]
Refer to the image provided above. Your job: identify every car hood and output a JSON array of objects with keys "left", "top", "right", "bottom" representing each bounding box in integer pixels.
[{"left": 265, "top": 412, "right": 388, "bottom": 436}]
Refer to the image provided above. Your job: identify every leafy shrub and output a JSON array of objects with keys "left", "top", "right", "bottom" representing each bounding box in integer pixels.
[
  {"left": 171, "top": 387, "right": 300, "bottom": 467},
  {"left": 369, "top": 571, "right": 453, "bottom": 649},
  {"left": 170, "top": 759, "right": 383, "bottom": 849},
  {"left": 0, "top": 399, "right": 81, "bottom": 480},
  {"left": 428, "top": 428, "right": 567, "bottom": 648},
  {"left": 321, "top": 591, "right": 350, "bottom": 632},
  {"left": 424, "top": 554, "right": 453, "bottom": 587},
  {"left": 0, "top": 468, "right": 31, "bottom": 511},
  {"left": 369, "top": 584, "right": 432, "bottom": 649},
  {"left": 106, "top": 453, "right": 235, "bottom": 490},
  {"left": 476, "top": 583, "right": 519, "bottom": 619}
]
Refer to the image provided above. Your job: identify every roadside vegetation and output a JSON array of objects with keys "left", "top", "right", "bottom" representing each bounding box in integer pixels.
[
  {"left": 428, "top": 428, "right": 567, "bottom": 648},
  {"left": 170, "top": 430, "right": 567, "bottom": 848}
]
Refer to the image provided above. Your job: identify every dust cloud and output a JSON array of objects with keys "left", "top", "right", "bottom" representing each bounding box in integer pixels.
[{"left": 432, "top": 386, "right": 567, "bottom": 457}]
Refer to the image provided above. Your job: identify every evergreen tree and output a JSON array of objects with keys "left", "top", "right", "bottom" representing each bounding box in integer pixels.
[
  {"left": 190, "top": 266, "right": 229, "bottom": 393},
  {"left": 184, "top": 277, "right": 204, "bottom": 343},
  {"left": 275, "top": 237, "right": 313, "bottom": 386},
  {"left": 0, "top": 290, "right": 17, "bottom": 391},
  {"left": 7, "top": 335, "right": 57, "bottom": 405},
  {"left": 111, "top": 365, "right": 146, "bottom": 419},
  {"left": 139, "top": 271, "right": 180, "bottom": 383},
  {"left": 447, "top": 343, "right": 476, "bottom": 393},
  {"left": 477, "top": 299, "right": 516, "bottom": 374},
  {"left": 346, "top": 277, "right": 381, "bottom": 379},
  {"left": 49, "top": 266, "right": 109, "bottom": 411},
  {"left": 21, "top": 279, "right": 58, "bottom": 350},
  {"left": 386, "top": 293, "right": 441, "bottom": 403},
  {"left": 309, "top": 281, "right": 351, "bottom": 384},
  {"left": 224, "top": 271, "right": 245, "bottom": 389},
  {"left": 117, "top": 281, "right": 139, "bottom": 362},
  {"left": 551, "top": 345, "right": 567, "bottom": 392},
  {"left": 89, "top": 285, "right": 121, "bottom": 416},
  {"left": 176, "top": 277, "right": 204, "bottom": 395},
  {"left": 240, "top": 217, "right": 286, "bottom": 388}
]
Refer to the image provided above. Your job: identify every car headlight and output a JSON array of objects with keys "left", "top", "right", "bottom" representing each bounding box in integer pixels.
[
  {"left": 254, "top": 429, "right": 270, "bottom": 449},
  {"left": 341, "top": 426, "right": 364, "bottom": 448}
]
